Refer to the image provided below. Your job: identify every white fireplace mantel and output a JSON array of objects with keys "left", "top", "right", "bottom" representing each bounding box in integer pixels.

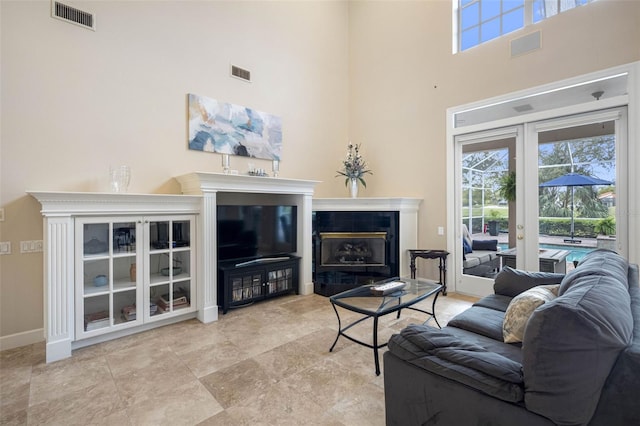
[
  {"left": 175, "top": 172, "right": 321, "bottom": 318},
  {"left": 312, "top": 197, "right": 423, "bottom": 278},
  {"left": 176, "top": 172, "right": 319, "bottom": 196}
]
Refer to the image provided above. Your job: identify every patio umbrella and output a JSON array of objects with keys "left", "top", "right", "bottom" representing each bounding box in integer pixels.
[{"left": 539, "top": 172, "right": 612, "bottom": 243}]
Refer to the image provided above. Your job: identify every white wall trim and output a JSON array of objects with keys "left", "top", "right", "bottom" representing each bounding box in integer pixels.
[{"left": 0, "top": 328, "right": 44, "bottom": 351}]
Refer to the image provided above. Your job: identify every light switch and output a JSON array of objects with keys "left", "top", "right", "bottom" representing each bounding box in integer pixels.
[
  {"left": 19, "top": 240, "right": 43, "bottom": 253},
  {"left": 0, "top": 242, "right": 11, "bottom": 255},
  {"left": 437, "top": 226, "right": 444, "bottom": 236}
]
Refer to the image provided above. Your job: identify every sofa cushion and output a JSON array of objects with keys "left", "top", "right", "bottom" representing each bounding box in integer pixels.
[
  {"left": 502, "top": 285, "right": 559, "bottom": 343},
  {"left": 522, "top": 251, "right": 633, "bottom": 425},
  {"left": 494, "top": 266, "right": 564, "bottom": 298},
  {"left": 588, "top": 264, "right": 640, "bottom": 425},
  {"left": 444, "top": 325, "right": 523, "bottom": 362},
  {"left": 463, "top": 250, "right": 498, "bottom": 269},
  {"left": 560, "top": 249, "right": 629, "bottom": 295},
  {"left": 388, "top": 325, "right": 524, "bottom": 403},
  {"left": 448, "top": 306, "right": 505, "bottom": 341},
  {"left": 473, "top": 294, "right": 513, "bottom": 313}
]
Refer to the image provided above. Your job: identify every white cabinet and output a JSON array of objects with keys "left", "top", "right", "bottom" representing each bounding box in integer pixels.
[
  {"left": 29, "top": 191, "right": 202, "bottom": 363},
  {"left": 75, "top": 215, "right": 196, "bottom": 340}
]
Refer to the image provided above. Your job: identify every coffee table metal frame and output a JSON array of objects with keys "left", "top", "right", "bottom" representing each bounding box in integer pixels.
[{"left": 328, "top": 277, "right": 443, "bottom": 375}]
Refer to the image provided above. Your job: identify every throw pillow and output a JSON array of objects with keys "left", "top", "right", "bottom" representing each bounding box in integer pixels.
[
  {"left": 472, "top": 239, "right": 498, "bottom": 251},
  {"left": 502, "top": 284, "right": 559, "bottom": 343},
  {"left": 463, "top": 238, "right": 473, "bottom": 254}
]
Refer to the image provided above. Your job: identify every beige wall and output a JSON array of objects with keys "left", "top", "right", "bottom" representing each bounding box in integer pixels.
[
  {"left": 0, "top": 0, "right": 350, "bottom": 339},
  {"left": 1, "top": 0, "right": 639, "bottom": 342},
  {"left": 348, "top": 0, "right": 639, "bottom": 270}
]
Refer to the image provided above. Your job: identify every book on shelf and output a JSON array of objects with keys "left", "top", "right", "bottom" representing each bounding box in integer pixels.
[
  {"left": 156, "top": 289, "right": 190, "bottom": 311},
  {"left": 156, "top": 297, "right": 189, "bottom": 311},
  {"left": 158, "top": 295, "right": 188, "bottom": 305},
  {"left": 86, "top": 318, "right": 110, "bottom": 331},
  {"left": 122, "top": 305, "right": 136, "bottom": 321},
  {"left": 122, "top": 302, "right": 159, "bottom": 320},
  {"left": 84, "top": 310, "right": 110, "bottom": 331}
]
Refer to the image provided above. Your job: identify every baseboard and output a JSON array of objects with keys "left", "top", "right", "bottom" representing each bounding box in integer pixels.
[
  {"left": 0, "top": 328, "right": 45, "bottom": 352},
  {"left": 300, "top": 280, "right": 314, "bottom": 295}
]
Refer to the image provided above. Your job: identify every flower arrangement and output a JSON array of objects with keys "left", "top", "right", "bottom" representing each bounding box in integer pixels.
[{"left": 336, "top": 142, "right": 372, "bottom": 187}]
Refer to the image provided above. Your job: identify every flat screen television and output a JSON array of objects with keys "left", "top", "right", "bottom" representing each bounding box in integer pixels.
[{"left": 217, "top": 205, "right": 297, "bottom": 262}]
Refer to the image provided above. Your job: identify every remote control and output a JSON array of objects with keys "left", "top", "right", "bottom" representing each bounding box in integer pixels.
[{"left": 370, "top": 281, "right": 406, "bottom": 296}]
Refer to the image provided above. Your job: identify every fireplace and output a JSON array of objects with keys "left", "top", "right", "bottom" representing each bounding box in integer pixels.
[
  {"left": 313, "top": 211, "right": 399, "bottom": 296},
  {"left": 320, "top": 232, "right": 387, "bottom": 266}
]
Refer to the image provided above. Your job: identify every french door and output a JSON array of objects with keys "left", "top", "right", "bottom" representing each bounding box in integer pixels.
[
  {"left": 455, "top": 108, "right": 627, "bottom": 297},
  {"left": 456, "top": 126, "right": 523, "bottom": 296}
]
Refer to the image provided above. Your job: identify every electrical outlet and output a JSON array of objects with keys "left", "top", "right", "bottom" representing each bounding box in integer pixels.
[
  {"left": 438, "top": 226, "right": 445, "bottom": 236},
  {"left": 20, "top": 240, "right": 43, "bottom": 253},
  {"left": 0, "top": 241, "right": 11, "bottom": 255}
]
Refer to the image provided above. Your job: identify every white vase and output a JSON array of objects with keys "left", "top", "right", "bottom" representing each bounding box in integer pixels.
[{"left": 349, "top": 178, "right": 359, "bottom": 198}]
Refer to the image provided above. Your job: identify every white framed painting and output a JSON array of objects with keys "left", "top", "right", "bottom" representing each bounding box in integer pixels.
[{"left": 188, "top": 93, "right": 282, "bottom": 160}]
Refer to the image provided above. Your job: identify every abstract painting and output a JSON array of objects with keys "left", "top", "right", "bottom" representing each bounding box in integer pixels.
[{"left": 188, "top": 93, "right": 282, "bottom": 160}]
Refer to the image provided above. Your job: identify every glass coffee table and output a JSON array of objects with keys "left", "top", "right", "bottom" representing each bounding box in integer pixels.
[{"left": 329, "top": 277, "right": 443, "bottom": 375}]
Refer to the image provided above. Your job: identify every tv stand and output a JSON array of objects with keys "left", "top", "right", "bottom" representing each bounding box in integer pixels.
[
  {"left": 235, "top": 256, "right": 291, "bottom": 267},
  {"left": 218, "top": 256, "right": 300, "bottom": 314}
]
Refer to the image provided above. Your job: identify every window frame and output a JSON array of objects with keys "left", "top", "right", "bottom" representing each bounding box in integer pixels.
[{"left": 456, "top": 0, "right": 596, "bottom": 53}]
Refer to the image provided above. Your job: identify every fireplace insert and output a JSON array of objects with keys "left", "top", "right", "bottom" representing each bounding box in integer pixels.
[{"left": 313, "top": 211, "right": 399, "bottom": 296}]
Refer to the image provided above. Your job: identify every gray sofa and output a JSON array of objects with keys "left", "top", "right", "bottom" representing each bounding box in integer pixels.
[
  {"left": 462, "top": 224, "right": 501, "bottom": 277},
  {"left": 384, "top": 249, "right": 640, "bottom": 425}
]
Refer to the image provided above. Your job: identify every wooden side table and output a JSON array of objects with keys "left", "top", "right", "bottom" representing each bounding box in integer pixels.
[{"left": 408, "top": 249, "right": 449, "bottom": 295}]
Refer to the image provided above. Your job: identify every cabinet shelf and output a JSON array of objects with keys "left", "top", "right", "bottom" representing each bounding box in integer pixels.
[
  {"left": 113, "top": 252, "right": 136, "bottom": 259},
  {"left": 218, "top": 256, "right": 299, "bottom": 314},
  {"left": 83, "top": 253, "right": 109, "bottom": 261},
  {"left": 83, "top": 286, "right": 110, "bottom": 297}
]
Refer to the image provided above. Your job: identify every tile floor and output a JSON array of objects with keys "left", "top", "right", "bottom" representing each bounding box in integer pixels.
[{"left": 0, "top": 291, "right": 475, "bottom": 425}]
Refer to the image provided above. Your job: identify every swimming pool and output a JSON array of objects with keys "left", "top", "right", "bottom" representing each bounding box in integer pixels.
[{"left": 498, "top": 243, "right": 594, "bottom": 263}]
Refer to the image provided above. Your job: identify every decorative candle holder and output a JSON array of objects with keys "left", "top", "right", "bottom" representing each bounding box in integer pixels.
[
  {"left": 109, "top": 165, "right": 131, "bottom": 193},
  {"left": 222, "top": 154, "right": 230, "bottom": 174},
  {"left": 272, "top": 160, "right": 280, "bottom": 177}
]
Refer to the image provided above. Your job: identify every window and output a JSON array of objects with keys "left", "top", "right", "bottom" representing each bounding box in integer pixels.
[
  {"left": 459, "top": 0, "right": 525, "bottom": 51},
  {"left": 533, "top": 0, "right": 596, "bottom": 23},
  {"left": 458, "top": 0, "right": 597, "bottom": 52}
]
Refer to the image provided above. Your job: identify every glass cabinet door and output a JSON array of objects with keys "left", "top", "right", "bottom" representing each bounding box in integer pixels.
[
  {"left": 146, "top": 217, "right": 195, "bottom": 320},
  {"left": 267, "top": 266, "right": 294, "bottom": 294},
  {"left": 76, "top": 218, "right": 142, "bottom": 337}
]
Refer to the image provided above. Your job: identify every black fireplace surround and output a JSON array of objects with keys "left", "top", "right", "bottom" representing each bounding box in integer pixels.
[{"left": 313, "top": 211, "right": 400, "bottom": 296}]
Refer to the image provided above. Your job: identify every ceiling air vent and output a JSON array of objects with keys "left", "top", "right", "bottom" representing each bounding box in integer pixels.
[
  {"left": 513, "top": 104, "right": 534, "bottom": 113},
  {"left": 51, "top": 1, "right": 95, "bottom": 31},
  {"left": 231, "top": 65, "right": 251, "bottom": 83}
]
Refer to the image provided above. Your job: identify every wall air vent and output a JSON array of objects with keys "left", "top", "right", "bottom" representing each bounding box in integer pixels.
[
  {"left": 513, "top": 104, "right": 534, "bottom": 113},
  {"left": 51, "top": 1, "right": 95, "bottom": 31},
  {"left": 231, "top": 65, "right": 251, "bottom": 83},
  {"left": 511, "top": 31, "right": 541, "bottom": 58}
]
